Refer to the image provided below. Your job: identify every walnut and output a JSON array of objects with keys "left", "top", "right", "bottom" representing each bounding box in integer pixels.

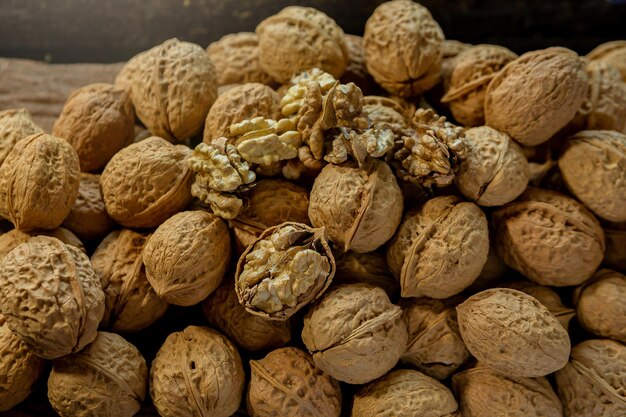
[
  {"left": 62, "top": 173, "right": 115, "bottom": 241},
  {"left": 143, "top": 210, "right": 230, "bottom": 306},
  {"left": 558, "top": 130, "right": 626, "bottom": 222},
  {"left": 485, "top": 47, "right": 588, "bottom": 146},
  {"left": 0, "top": 108, "right": 43, "bottom": 167},
  {"left": 256, "top": 6, "right": 349, "bottom": 84},
  {"left": 236, "top": 222, "right": 335, "bottom": 320},
  {"left": 455, "top": 126, "right": 530, "bottom": 206},
  {"left": 386, "top": 195, "right": 489, "bottom": 298},
  {"left": 0, "top": 227, "right": 85, "bottom": 261},
  {"left": 0, "top": 236, "right": 104, "bottom": 359},
  {"left": 555, "top": 339, "right": 626, "bottom": 417},
  {"left": 301, "top": 283, "right": 407, "bottom": 384},
  {"left": 352, "top": 369, "right": 460, "bottom": 417},
  {"left": 587, "top": 40, "right": 626, "bottom": 81},
  {"left": 47, "top": 332, "right": 147, "bottom": 417},
  {"left": 504, "top": 280, "right": 575, "bottom": 330},
  {"left": 493, "top": 188, "right": 605, "bottom": 286},
  {"left": 230, "top": 116, "right": 300, "bottom": 165},
  {"left": 341, "top": 34, "right": 377, "bottom": 95},
  {"left": 101, "top": 136, "right": 193, "bottom": 228},
  {"left": 334, "top": 251, "right": 399, "bottom": 298},
  {"left": 91, "top": 229, "right": 168, "bottom": 332},
  {"left": 457, "top": 288, "right": 571, "bottom": 377},
  {"left": 363, "top": 0, "right": 444, "bottom": 96},
  {"left": 309, "top": 159, "right": 403, "bottom": 253},
  {"left": 150, "top": 326, "right": 245, "bottom": 417},
  {"left": 604, "top": 222, "right": 626, "bottom": 272},
  {"left": 247, "top": 347, "right": 342, "bottom": 417},
  {"left": 52, "top": 83, "right": 135, "bottom": 172},
  {"left": 0, "top": 133, "right": 80, "bottom": 231}
]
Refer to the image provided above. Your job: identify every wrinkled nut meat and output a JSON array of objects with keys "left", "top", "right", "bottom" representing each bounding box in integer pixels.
[
  {"left": 0, "top": 108, "right": 43, "bottom": 166},
  {"left": 301, "top": 283, "right": 408, "bottom": 384},
  {"left": 47, "top": 332, "right": 147, "bottom": 417},
  {"left": 588, "top": 40, "right": 626, "bottom": 81},
  {"left": 505, "top": 280, "right": 575, "bottom": 330},
  {"left": 333, "top": 251, "right": 399, "bottom": 298},
  {"left": 0, "top": 227, "right": 85, "bottom": 261},
  {"left": 247, "top": 347, "right": 342, "bottom": 417},
  {"left": 230, "top": 116, "right": 300, "bottom": 165},
  {"left": 236, "top": 222, "right": 335, "bottom": 320}
]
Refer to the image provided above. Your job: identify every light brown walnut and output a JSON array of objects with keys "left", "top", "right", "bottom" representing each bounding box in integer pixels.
[
  {"left": 0, "top": 108, "right": 43, "bottom": 166},
  {"left": 0, "top": 227, "right": 84, "bottom": 261},
  {"left": 62, "top": 173, "right": 115, "bottom": 241},
  {"left": 587, "top": 40, "right": 626, "bottom": 81}
]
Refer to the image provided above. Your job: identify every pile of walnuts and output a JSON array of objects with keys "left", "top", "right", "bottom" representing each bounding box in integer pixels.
[{"left": 1, "top": 1, "right": 625, "bottom": 416}]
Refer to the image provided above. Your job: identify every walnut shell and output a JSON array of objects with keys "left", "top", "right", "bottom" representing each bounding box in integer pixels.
[
  {"left": 150, "top": 326, "right": 245, "bottom": 417},
  {"left": 440, "top": 40, "right": 472, "bottom": 91},
  {"left": 452, "top": 363, "right": 563, "bottom": 417},
  {"left": 0, "top": 227, "right": 84, "bottom": 261},
  {"left": 493, "top": 188, "right": 605, "bottom": 286},
  {"left": 309, "top": 159, "right": 403, "bottom": 253},
  {"left": 334, "top": 251, "right": 399, "bottom": 298},
  {"left": 247, "top": 347, "right": 342, "bottom": 417},
  {"left": 558, "top": 130, "right": 626, "bottom": 222},
  {"left": 0, "top": 236, "right": 104, "bottom": 359},
  {"left": 364, "top": 0, "right": 444, "bottom": 97},
  {"left": 555, "top": 339, "right": 626, "bottom": 417},
  {"left": 0, "top": 133, "right": 80, "bottom": 230},
  {"left": 91, "top": 229, "right": 168, "bottom": 332},
  {"left": 587, "top": 40, "right": 626, "bottom": 82},
  {"left": 256, "top": 6, "right": 349, "bottom": 84},
  {"left": 456, "top": 126, "right": 530, "bottom": 206},
  {"left": 47, "top": 332, "right": 147, "bottom": 417},
  {"left": 52, "top": 83, "right": 135, "bottom": 172},
  {"left": 457, "top": 288, "right": 571, "bottom": 377},
  {"left": 0, "top": 108, "right": 43, "bottom": 166},
  {"left": 505, "top": 280, "right": 575, "bottom": 330},
  {"left": 301, "top": 283, "right": 407, "bottom": 384},
  {"left": 341, "top": 34, "right": 377, "bottom": 95},
  {"left": 62, "top": 173, "right": 115, "bottom": 241},
  {"left": 143, "top": 210, "right": 230, "bottom": 306},
  {"left": 485, "top": 47, "right": 587, "bottom": 146},
  {"left": 352, "top": 369, "right": 459, "bottom": 417},
  {"left": 386, "top": 195, "right": 489, "bottom": 299},
  {"left": 100, "top": 136, "right": 193, "bottom": 228},
  {"left": 604, "top": 222, "right": 626, "bottom": 272}
]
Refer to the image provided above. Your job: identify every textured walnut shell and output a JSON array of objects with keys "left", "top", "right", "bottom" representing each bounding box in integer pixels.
[
  {"left": 0, "top": 227, "right": 84, "bottom": 261},
  {"left": 301, "top": 283, "right": 407, "bottom": 384},
  {"left": 555, "top": 339, "right": 626, "bottom": 417},
  {"left": 256, "top": 6, "right": 349, "bottom": 84},
  {"left": 456, "top": 126, "right": 530, "bottom": 206},
  {"left": 341, "top": 34, "right": 377, "bottom": 95},
  {"left": 493, "top": 188, "right": 605, "bottom": 286},
  {"left": 386, "top": 195, "right": 489, "bottom": 299},
  {"left": 0, "top": 236, "right": 104, "bottom": 359},
  {"left": 352, "top": 369, "right": 459, "bottom": 417},
  {"left": 100, "top": 136, "right": 193, "bottom": 228},
  {"left": 401, "top": 298, "right": 470, "bottom": 380},
  {"left": 0, "top": 133, "right": 80, "bottom": 231},
  {"left": 457, "top": 288, "right": 571, "bottom": 377},
  {"left": 604, "top": 223, "right": 626, "bottom": 272},
  {"left": 91, "top": 229, "right": 168, "bottom": 332},
  {"left": 247, "top": 347, "right": 342, "bottom": 417},
  {"left": 334, "top": 251, "right": 399, "bottom": 298},
  {"left": 0, "top": 314, "right": 45, "bottom": 412},
  {"left": 364, "top": 0, "right": 444, "bottom": 97},
  {"left": 47, "top": 332, "right": 147, "bottom": 417},
  {"left": 588, "top": 40, "right": 626, "bottom": 82},
  {"left": 0, "top": 108, "right": 43, "bottom": 167},
  {"left": 309, "top": 160, "right": 403, "bottom": 253},
  {"left": 52, "top": 83, "right": 135, "bottom": 172},
  {"left": 505, "top": 280, "right": 575, "bottom": 330},
  {"left": 143, "top": 210, "right": 230, "bottom": 306},
  {"left": 452, "top": 363, "right": 563, "bottom": 417},
  {"left": 558, "top": 130, "right": 626, "bottom": 222},
  {"left": 485, "top": 47, "right": 587, "bottom": 146},
  {"left": 150, "top": 326, "right": 245, "bottom": 417},
  {"left": 62, "top": 173, "right": 115, "bottom": 241}
]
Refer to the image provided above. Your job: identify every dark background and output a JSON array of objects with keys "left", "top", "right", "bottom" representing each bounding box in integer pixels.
[{"left": 1, "top": 0, "right": 626, "bottom": 63}]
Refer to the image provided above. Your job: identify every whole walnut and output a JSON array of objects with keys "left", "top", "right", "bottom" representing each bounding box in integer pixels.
[
  {"left": 143, "top": 210, "right": 230, "bottom": 306},
  {"left": 588, "top": 40, "right": 626, "bottom": 81},
  {"left": 301, "top": 283, "right": 408, "bottom": 384},
  {"left": 309, "top": 160, "right": 403, "bottom": 253},
  {"left": 0, "top": 227, "right": 84, "bottom": 261},
  {"left": 455, "top": 126, "right": 530, "bottom": 206},
  {"left": 452, "top": 363, "right": 563, "bottom": 417},
  {"left": 52, "top": 83, "right": 135, "bottom": 172},
  {"left": 207, "top": 32, "right": 275, "bottom": 86},
  {"left": 386, "top": 195, "right": 489, "bottom": 299},
  {"left": 334, "top": 251, "right": 399, "bottom": 298},
  {"left": 363, "top": 0, "right": 444, "bottom": 96},
  {"left": 604, "top": 222, "right": 626, "bottom": 271},
  {"left": 352, "top": 369, "right": 460, "bottom": 417},
  {"left": 48, "top": 332, "right": 147, "bottom": 417},
  {"left": 341, "top": 34, "right": 377, "bottom": 95},
  {"left": 247, "top": 347, "right": 342, "bottom": 417},
  {"left": 456, "top": 288, "right": 571, "bottom": 377},
  {"left": 505, "top": 280, "right": 575, "bottom": 330},
  {"left": 0, "top": 108, "right": 43, "bottom": 166},
  {"left": 0, "top": 314, "right": 45, "bottom": 411},
  {"left": 574, "top": 269, "right": 626, "bottom": 343},
  {"left": 493, "top": 188, "right": 605, "bottom": 286},
  {"left": 558, "top": 130, "right": 626, "bottom": 222},
  {"left": 150, "top": 326, "right": 245, "bottom": 417},
  {"left": 0, "top": 236, "right": 104, "bottom": 359},
  {"left": 256, "top": 6, "right": 349, "bottom": 84},
  {"left": 0, "top": 133, "right": 80, "bottom": 230},
  {"left": 62, "top": 173, "right": 115, "bottom": 241},
  {"left": 100, "top": 136, "right": 193, "bottom": 228},
  {"left": 555, "top": 339, "right": 626, "bottom": 417},
  {"left": 91, "top": 229, "right": 168, "bottom": 332},
  {"left": 485, "top": 47, "right": 587, "bottom": 146},
  {"left": 442, "top": 44, "right": 518, "bottom": 127}
]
